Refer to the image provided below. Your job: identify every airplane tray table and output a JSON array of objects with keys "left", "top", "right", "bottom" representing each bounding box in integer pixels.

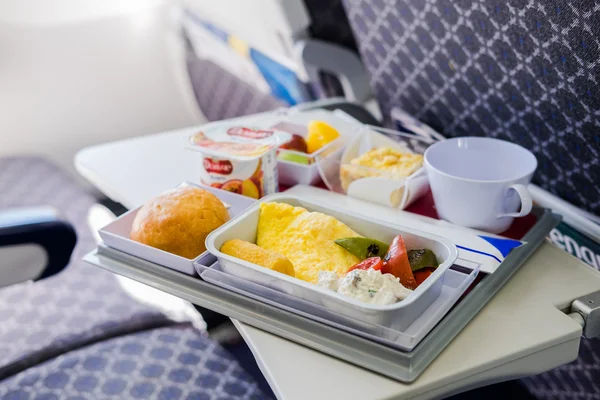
[{"left": 84, "top": 201, "right": 560, "bottom": 382}]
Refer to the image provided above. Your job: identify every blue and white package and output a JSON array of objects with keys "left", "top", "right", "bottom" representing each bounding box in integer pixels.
[
  {"left": 397, "top": 215, "right": 524, "bottom": 273},
  {"left": 451, "top": 233, "right": 524, "bottom": 273}
]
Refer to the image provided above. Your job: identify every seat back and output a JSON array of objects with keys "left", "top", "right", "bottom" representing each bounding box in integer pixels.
[
  {"left": 342, "top": 0, "right": 600, "bottom": 215},
  {"left": 303, "top": 0, "right": 359, "bottom": 97},
  {"left": 342, "top": 2, "right": 600, "bottom": 398},
  {"left": 182, "top": 0, "right": 361, "bottom": 121}
]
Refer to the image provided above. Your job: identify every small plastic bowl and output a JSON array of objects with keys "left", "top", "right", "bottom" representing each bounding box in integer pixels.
[
  {"left": 316, "top": 125, "right": 434, "bottom": 208},
  {"left": 277, "top": 137, "right": 347, "bottom": 186},
  {"left": 270, "top": 118, "right": 351, "bottom": 186},
  {"left": 98, "top": 182, "right": 256, "bottom": 275}
]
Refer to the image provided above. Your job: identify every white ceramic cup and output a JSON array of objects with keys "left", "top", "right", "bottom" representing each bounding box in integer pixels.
[{"left": 424, "top": 137, "right": 537, "bottom": 233}]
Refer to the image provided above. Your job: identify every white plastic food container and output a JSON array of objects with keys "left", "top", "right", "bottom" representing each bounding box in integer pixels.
[
  {"left": 277, "top": 141, "right": 346, "bottom": 186},
  {"left": 274, "top": 120, "right": 347, "bottom": 187},
  {"left": 196, "top": 262, "right": 478, "bottom": 351},
  {"left": 98, "top": 182, "right": 256, "bottom": 275},
  {"left": 316, "top": 125, "right": 433, "bottom": 210},
  {"left": 188, "top": 125, "right": 291, "bottom": 199},
  {"left": 205, "top": 194, "right": 458, "bottom": 330}
]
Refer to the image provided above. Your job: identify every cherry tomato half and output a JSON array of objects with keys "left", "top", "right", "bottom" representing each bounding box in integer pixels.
[
  {"left": 382, "top": 235, "right": 417, "bottom": 290},
  {"left": 347, "top": 257, "right": 383, "bottom": 273}
]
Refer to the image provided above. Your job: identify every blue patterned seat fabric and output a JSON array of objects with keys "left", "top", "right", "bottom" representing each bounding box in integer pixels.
[
  {"left": 0, "top": 156, "right": 175, "bottom": 379},
  {"left": 342, "top": 0, "right": 600, "bottom": 216},
  {"left": 185, "top": 56, "right": 285, "bottom": 123},
  {"left": 0, "top": 324, "right": 265, "bottom": 400},
  {"left": 340, "top": 1, "right": 600, "bottom": 398}
]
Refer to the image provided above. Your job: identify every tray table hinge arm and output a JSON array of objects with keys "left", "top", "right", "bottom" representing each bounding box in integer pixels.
[{"left": 570, "top": 291, "right": 600, "bottom": 339}]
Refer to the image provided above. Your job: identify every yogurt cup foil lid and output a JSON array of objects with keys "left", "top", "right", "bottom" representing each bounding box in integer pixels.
[{"left": 189, "top": 125, "right": 291, "bottom": 161}]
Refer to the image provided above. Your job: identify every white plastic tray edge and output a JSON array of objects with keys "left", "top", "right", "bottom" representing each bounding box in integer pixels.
[
  {"left": 84, "top": 206, "right": 560, "bottom": 383},
  {"left": 198, "top": 261, "right": 479, "bottom": 351}
]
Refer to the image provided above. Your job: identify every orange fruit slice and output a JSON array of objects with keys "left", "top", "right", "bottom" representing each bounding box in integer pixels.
[{"left": 306, "top": 121, "right": 340, "bottom": 154}]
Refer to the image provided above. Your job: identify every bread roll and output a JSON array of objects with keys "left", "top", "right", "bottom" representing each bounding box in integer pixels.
[{"left": 131, "top": 186, "right": 229, "bottom": 258}]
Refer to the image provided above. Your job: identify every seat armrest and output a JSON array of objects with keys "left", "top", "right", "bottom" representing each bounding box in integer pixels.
[{"left": 0, "top": 207, "right": 76, "bottom": 288}]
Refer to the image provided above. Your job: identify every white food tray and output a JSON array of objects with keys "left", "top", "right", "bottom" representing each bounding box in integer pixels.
[
  {"left": 197, "top": 261, "right": 478, "bottom": 351},
  {"left": 205, "top": 194, "right": 458, "bottom": 330},
  {"left": 98, "top": 182, "right": 256, "bottom": 275},
  {"left": 87, "top": 203, "right": 558, "bottom": 382}
]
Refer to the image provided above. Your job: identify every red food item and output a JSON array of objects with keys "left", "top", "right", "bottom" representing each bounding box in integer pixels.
[
  {"left": 347, "top": 257, "right": 383, "bottom": 273},
  {"left": 203, "top": 157, "right": 233, "bottom": 175},
  {"left": 382, "top": 235, "right": 417, "bottom": 290},
  {"left": 280, "top": 134, "right": 308, "bottom": 153},
  {"left": 414, "top": 267, "right": 435, "bottom": 286}
]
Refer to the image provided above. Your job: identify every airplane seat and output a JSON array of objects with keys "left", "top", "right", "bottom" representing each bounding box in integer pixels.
[
  {"left": 185, "top": 55, "right": 286, "bottom": 122},
  {"left": 0, "top": 156, "right": 173, "bottom": 377},
  {"left": 340, "top": 0, "right": 600, "bottom": 398},
  {"left": 0, "top": 2, "right": 362, "bottom": 397},
  {"left": 182, "top": 0, "right": 361, "bottom": 122},
  {"left": 0, "top": 156, "right": 265, "bottom": 399},
  {"left": 301, "top": 0, "right": 360, "bottom": 98},
  {"left": 0, "top": 324, "right": 263, "bottom": 399}
]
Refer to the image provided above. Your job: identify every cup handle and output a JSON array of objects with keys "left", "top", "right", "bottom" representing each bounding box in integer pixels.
[{"left": 497, "top": 184, "right": 533, "bottom": 218}]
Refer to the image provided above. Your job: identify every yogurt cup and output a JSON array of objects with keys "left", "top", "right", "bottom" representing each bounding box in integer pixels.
[{"left": 189, "top": 125, "right": 290, "bottom": 199}]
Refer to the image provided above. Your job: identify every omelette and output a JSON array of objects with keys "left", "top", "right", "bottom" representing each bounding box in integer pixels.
[{"left": 256, "top": 202, "right": 362, "bottom": 284}]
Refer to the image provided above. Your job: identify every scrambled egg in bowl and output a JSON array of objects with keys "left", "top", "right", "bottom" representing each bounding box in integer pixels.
[
  {"left": 256, "top": 202, "right": 361, "bottom": 284},
  {"left": 340, "top": 147, "right": 424, "bottom": 192}
]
